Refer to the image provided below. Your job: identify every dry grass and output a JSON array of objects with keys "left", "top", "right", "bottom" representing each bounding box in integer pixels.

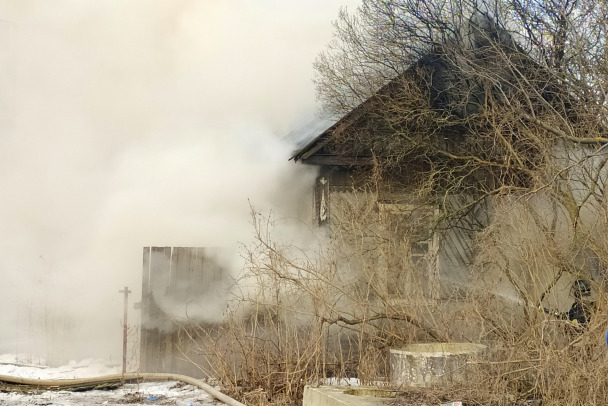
[{"left": 183, "top": 190, "right": 608, "bottom": 405}]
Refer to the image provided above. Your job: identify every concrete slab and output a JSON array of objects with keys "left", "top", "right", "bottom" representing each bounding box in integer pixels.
[
  {"left": 303, "top": 386, "right": 400, "bottom": 406},
  {"left": 302, "top": 386, "right": 466, "bottom": 406}
]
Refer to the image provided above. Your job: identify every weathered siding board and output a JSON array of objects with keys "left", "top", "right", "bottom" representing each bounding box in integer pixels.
[
  {"left": 140, "top": 247, "right": 227, "bottom": 376},
  {"left": 141, "top": 246, "right": 173, "bottom": 372},
  {"left": 445, "top": 195, "right": 491, "bottom": 287},
  {"left": 172, "top": 247, "right": 189, "bottom": 302},
  {"left": 438, "top": 227, "right": 474, "bottom": 286},
  {"left": 436, "top": 195, "right": 490, "bottom": 289}
]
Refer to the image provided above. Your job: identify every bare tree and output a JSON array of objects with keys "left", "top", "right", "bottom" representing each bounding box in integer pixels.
[
  {"left": 181, "top": 2, "right": 608, "bottom": 404},
  {"left": 309, "top": 2, "right": 608, "bottom": 401},
  {"left": 311, "top": 0, "right": 608, "bottom": 320},
  {"left": 313, "top": 0, "right": 608, "bottom": 242}
]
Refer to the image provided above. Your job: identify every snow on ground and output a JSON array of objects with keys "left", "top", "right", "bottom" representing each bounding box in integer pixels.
[
  {"left": 0, "top": 380, "right": 220, "bottom": 406},
  {"left": 0, "top": 355, "right": 224, "bottom": 405},
  {"left": 0, "top": 354, "right": 122, "bottom": 379}
]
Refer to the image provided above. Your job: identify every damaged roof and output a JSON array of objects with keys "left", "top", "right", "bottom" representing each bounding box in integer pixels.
[{"left": 289, "top": 13, "right": 573, "bottom": 167}]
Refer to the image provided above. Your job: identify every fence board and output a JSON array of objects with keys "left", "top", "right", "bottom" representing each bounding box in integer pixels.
[{"left": 140, "top": 247, "right": 227, "bottom": 376}]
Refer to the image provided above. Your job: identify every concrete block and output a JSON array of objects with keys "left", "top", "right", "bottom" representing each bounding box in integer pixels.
[
  {"left": 390, "top": 343, "right": 486, "bottom": 388},
  {"left": 303, "top": 386, "right": 400, "bottom": 406}
]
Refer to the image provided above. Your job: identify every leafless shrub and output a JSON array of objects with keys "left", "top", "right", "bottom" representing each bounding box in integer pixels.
[
  {"left": 178, "top": 181, "right": 608, "bottom": 405},
  {"left": 182, "top": 0, "right": 608, "bottom": 403}
]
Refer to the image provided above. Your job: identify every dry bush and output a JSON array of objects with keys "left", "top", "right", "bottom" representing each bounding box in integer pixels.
[
  {"left": 430, "top": 191, "right": 608, "bottom": 405},
  {"left": 181, "top": 191, "right": 461, "bottom": 404},
  {"left": 182, "top": 173, "right": 608, "bottom": 405},
  {"left": 432, "top": 299, "right": 608, "bottom": 406},
  {"left": 185, "top": 0, "right": 608, "bottom": 403}
]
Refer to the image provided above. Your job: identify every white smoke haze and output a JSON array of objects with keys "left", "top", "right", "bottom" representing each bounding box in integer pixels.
[{"left": 0, "top": 0, "right": 360, "bottom": 364}]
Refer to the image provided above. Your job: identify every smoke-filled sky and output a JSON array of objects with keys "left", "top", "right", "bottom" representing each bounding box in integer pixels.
[{"left": 0, "top": 0, "right": 359, "bottom": 363}]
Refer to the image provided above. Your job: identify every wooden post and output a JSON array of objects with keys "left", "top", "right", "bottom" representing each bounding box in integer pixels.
[{"left": 119, "top": 286, "right": 131, "bottom": 374}]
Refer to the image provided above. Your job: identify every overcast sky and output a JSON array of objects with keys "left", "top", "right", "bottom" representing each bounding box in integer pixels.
[{"left": 0, "top": 0, "right": 360, "bottom": 363}]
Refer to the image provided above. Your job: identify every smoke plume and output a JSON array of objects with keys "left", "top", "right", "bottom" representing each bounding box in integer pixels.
[{"left": 0, "top": 0, "right": 359, "bottom": 364}]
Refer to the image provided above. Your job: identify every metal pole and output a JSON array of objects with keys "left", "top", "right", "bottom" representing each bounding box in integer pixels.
[{"left": 119, "top": 286, "right": 131, "bottom": 375}]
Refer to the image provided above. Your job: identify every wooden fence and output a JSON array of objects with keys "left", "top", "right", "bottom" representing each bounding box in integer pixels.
[{"left": 140, "top": 247, "right": 227, "bottom": 376}]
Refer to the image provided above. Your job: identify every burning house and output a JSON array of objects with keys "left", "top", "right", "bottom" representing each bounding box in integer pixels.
[{"left": 289, "top": 14, "right": 605, "bottom": 336}]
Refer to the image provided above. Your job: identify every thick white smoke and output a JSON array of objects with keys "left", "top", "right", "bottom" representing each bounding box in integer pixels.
[{"left": 0, "top": 0, "right": 359, "bottom": 364}]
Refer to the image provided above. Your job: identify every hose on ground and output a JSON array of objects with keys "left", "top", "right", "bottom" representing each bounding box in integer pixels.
[{"left": 0, "top": 372, "right": 247, "bottom": 406}]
